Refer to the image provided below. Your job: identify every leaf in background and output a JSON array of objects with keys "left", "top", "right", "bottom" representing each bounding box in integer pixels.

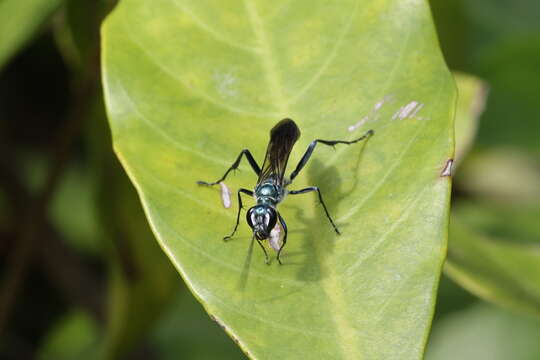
[
  {"left": 433, "top": 0, "right": 540, "bottom": 155},
  {"left": 447, "top": 203, "right": 540, "bottom": 317},
  {"left": 0, "top": 0, "right": 62, "bottom": 69},
  {"left": 473, "top": 33, "right": 540, "bottom": 154},
  {"left": 50, "top": 164, "right": 102, "bottom": 254},
  {"left": 455, "top": 149, "right": 540, "bottom": 205},
  {"left": 97, "top": 160, "right": 179, "bottom": 359},
  {"left": 464, "top": 0, "right": 540, "bottom": 154},
  {"left": 432, "top": 274, "right": 477, "bottom": 321},
  {"left": 102, "top": 0, "right": 455, "bottom": 358},
  {"left": 97, "top": 148, "right": 179, "bottom": 359},
  {"left": 452, "top": 72, "right": 487, "bottom": 166},
  {"left": 53, "top": 0, "right": 114, "bottom": 73},
  {"left": 38, "top": 310, "right": 101, "bottom": 360},
  {"left": 426, "top": 303, "right": 540, "bottom": 360},
  {"left": 151, "top": 288, "right": 245, "bottom": 360}
]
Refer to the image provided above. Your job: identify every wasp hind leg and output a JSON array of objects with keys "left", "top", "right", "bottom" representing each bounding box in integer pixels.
[
  {"left": 289, "top": 186, "right": 340, "bottom": 235},
  {"left": 288, "top": 129, "right": 373, "bottom": 182},
  {"left": 254, "top": 237, "right": 270, "bottom": 265},
  {"left": 276, "top": 213, "right": 288, "bottom": 265},
  {"left": 197, "top": 149, "right": 261, "bottom": 186}
]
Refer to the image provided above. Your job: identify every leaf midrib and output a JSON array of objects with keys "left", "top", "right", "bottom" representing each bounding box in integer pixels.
[{"left": 243, "top": 0, "right": 289, "bottom": 114}]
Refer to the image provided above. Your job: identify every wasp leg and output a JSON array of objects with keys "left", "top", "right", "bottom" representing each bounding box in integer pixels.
[
  {"left": 289, "top": 129, "right": 373, "bottom": 182},
  {"left": 223, "top": 188, "right": 253, "bottom": 241},
  {"left": 255, "top": 237, "right": 270, "bottom": 265},
  {"left": 197, "top": 149, "right": 261, "bottom": 186},
  {"left": 276, "top": 212, "right": 288, "bottom": 265},
  {"left": 289, "top": 187, "right": 340, "bottom": 235}
]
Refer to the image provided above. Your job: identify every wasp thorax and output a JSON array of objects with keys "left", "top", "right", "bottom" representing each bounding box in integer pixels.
[
  {"left": 258, "top": 184, "right": 277, "bottom": 197},
  {"left": 246, "top": 205, "right": 277, "bottom": 240}
]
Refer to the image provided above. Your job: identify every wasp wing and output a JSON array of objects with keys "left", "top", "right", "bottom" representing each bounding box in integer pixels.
[{"left": 258, "top": 118, "right": 301, "bottom": 186}]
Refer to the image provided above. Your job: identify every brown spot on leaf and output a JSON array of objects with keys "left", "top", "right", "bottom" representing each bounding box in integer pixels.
[{"left": 441, "top": 159, "right": 453, "bottom": 177}]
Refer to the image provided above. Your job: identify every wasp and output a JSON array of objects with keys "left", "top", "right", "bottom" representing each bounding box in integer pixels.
[{"left": 198, "top": 119, "right": 373, "bottom": 264}]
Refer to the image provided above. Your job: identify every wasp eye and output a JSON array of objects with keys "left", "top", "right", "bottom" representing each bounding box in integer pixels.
[
  {"left": 266, "top": 208, "right": 277, "bottom": 231},
  {"left": 246, "top": 207, "right": 256, "bottom": 229}
]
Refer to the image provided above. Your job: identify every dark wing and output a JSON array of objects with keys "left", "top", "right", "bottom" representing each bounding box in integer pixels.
[{"left": 258, "top": 118, "right": 301, "bottom": 186}]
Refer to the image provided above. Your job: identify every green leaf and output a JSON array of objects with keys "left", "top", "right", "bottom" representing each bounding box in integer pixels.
[
  {"left": 102, "top": 0, "right": 455, "bottom": 358},
  {"left": 446, "top": 203, "right": 540, "bottom": 317},
  {"left": 151, "top": 289, "right": 245, "bottom": 360},
  {"left": 38, "top": 310, "right": 101, "bottom": 360},
  {"left": 50, "top": 164, "right": 102, "bottom": 254},
  {"left": 0, "top": 0, "right": 62, "bottom": 69},
  {"left": 426, "top": 303, "right": 540, "bottom": 360},
  {"left": 99, "top": 169, "right": 179, "bottom": 359},
  {"left": 455, "top": 149, "right": 540, "bottom": 205},
  {"left": 452, "top": 72, "right": 487, "bottom": 165},
  {"left": 53, "top": 0, "right": 114, "bottom": 73},
  {"left": 97, "top": 145, "right": 179, "bottom": 359}
]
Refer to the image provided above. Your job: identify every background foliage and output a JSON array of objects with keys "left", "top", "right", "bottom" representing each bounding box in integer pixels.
[{"left": 0, "top": 0, "right": 539, "bottom": 359}]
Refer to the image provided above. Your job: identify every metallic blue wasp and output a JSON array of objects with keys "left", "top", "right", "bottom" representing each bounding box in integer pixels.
[{"left": 198, "top": 119, "right": 373, "bottom": 264}]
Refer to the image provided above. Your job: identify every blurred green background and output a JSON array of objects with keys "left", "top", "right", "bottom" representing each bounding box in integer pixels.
[{"left": 0, "top": 0, "right": 539, "bottom": 359}]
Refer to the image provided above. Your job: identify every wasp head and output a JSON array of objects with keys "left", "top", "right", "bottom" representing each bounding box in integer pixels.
[{"left": 246, "top": 205, "right": 277, "bottom": 240}]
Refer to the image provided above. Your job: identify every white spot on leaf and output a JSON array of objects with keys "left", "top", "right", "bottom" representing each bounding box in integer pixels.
[
  {"left": 214, "top": 71, "right": 238, "bottom": 98},
  {"left": 220, "top": 182, "right": 232, "bottom": 208},
  {"left": 349, "top": 95, "right": 394, "bottom": 132},
  {"left": 392, "top": 101, "right": 424, "bottom": 120},
  {"left": 268, "top": 222, "right": 283, "bottom": 252}
]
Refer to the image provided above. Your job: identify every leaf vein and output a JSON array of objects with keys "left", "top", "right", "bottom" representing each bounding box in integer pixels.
[
  {"left": 244, "top": 0, "right": 288, "bottom": 114},
  {"left": 288, "top": 0, "right": 361, "bottom": 104},
  {"left": 122, "top": 16, "right": 278, "bottom": 118},
  {"left": 171, "top": 0, "right": 260, "bottom": 54},
  {"left": 343, "top": 188, "right": 425, "bottom": 278},
  {"left": 116, "top": 81, "right": 230, "bottom": 166}
]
